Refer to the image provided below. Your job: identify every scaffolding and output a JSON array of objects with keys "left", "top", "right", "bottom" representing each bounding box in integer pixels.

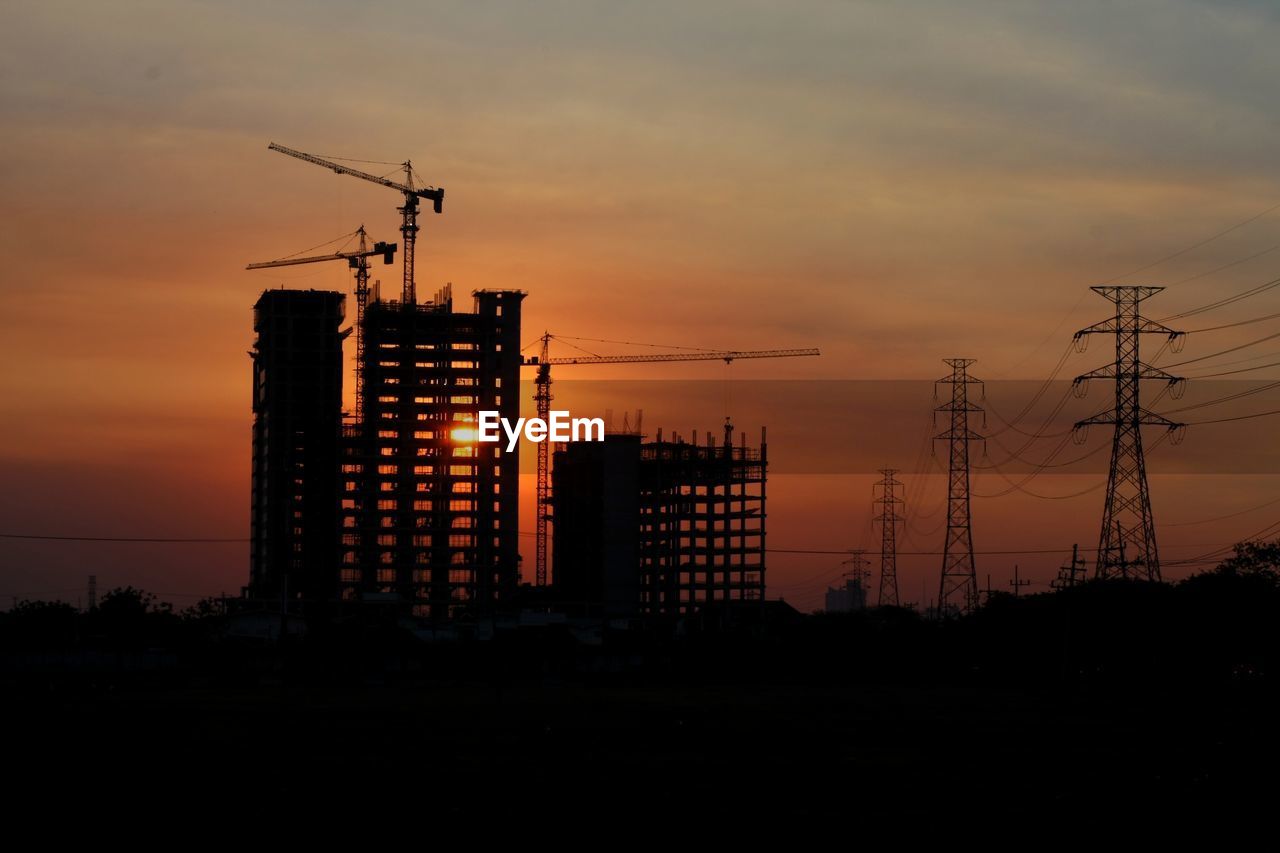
[
  {"left": 638, "top": 424, "right": 767, "bottom": 615},
  {"left": 338, "top": 286, "right": 525, "bottom": 621}
]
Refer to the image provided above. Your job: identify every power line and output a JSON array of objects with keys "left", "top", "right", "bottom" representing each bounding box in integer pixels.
[
  {"left": 972, "top": 432, "right": 1077, "bottom": 497},
  {"left": 977, "top": 450, "right": 1109, "bottom": 498},
  {"left": 982, "top": 384, "right": 1077, "bottom": 462},
  {"left": 1185, "top": 408, "right": 1280, "bottom": 425},
  {"left": 0, "top": 533, "right": 245, "bottom": 543},
  {"left": 993, "top": 199, "right": 1280, "bottom": 378},
  {"left": 1185, "top": 310, "right": 1280, "bottom": 334},
  {"left": 977, "top": 391, "right": 1080, "bottom": 466},
  {"left": 974, "top": 427, "right": 1173, "bottom": 500},
  {"left": 1108, "top": 199, "right": 1280, "bottom": 285},
  {"left": 1158, "top": 379, "right": 1280, "bottom": 415},
  {"left": 1163, "top": 494, "right": 1280, "bottom": 527},
  {"left": 1185, "top": 359, "right": 1280, "bottom": 379},
  {"left": 984, "top": 341, "right": 1076, "bottom": 437},
  {"left": 1182, "top": 349, "right": 1280, "bottom": 373},
  {"left": 1160, "top": 276, "right": 1280, "bottom": 323},
  {"left": 768, "top": 546, "right": 1097, "bottom": 556},
  {"left": 980, "top": 476, "right": 1103, "bottom": 501},
  {"left": 1162, "top": 329, "right": 1280, "bottom": 368},
  {"left": 900, "top": 412, "right": 946, "bottom": 535},
  {"left": 1166, "top": 519, "right": 1280, "bottom": 567},
  {"left": 1168, "top": 242, "right": 1280, "bottom": 286}
]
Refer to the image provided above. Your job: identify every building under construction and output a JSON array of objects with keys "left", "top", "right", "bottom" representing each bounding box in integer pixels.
[
  {"left": 249, "top": 145, "right": 531, "bottom": 621},
  {"left": 339, "top": 285, "right": 525, "bottom": 620},
  {"left": 553, "top": 424, "right": 768, "bottom": 617},
  {"left": 248, "top": 289, "right": 347, "bottom": 606},
  {"left": 551, "top": 433, "right": 643, "bottom": 617}
]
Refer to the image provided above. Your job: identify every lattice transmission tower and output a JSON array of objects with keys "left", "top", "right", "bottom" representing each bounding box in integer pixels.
[
  {"left": 1072, "top": 286, "right": 1183, "bottom": 581},
  {"left": 873, "top": 468, "right": 904, "bottom": 607},
  {"left": 935, "top": 359, "right": 984, "bottom": 615}
]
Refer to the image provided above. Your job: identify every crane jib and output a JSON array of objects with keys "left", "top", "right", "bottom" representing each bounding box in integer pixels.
[{"left": 268, "top": 142, "right": 443, "bottom": 214}]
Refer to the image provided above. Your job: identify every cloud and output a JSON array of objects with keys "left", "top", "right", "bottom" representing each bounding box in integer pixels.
[{"left": 4, "top": 0, "right": 1280, "bottom": 596}]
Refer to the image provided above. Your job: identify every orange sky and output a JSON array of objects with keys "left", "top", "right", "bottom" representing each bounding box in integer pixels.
[{"left": 4, "top": 1, "right": 1280, "bottom": 608}]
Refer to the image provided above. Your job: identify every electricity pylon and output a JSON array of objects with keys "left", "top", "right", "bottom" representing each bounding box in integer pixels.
[
  {"left": 1073, "top": 286, "right": 1183, "bottom": 582},
  {"left": 935, "top": 359, "right": 983, "bottom": 615},
  {"left": 873, "top": 468, "right": 903, "bottom": 607}
]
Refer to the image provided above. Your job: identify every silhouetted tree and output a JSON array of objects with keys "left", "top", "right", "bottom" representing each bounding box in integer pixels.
[
  {"left": 87, "top": 586, "right": 180, "bottom": 647},
  {"left": 1207, "top": 539, "right": 1280, "bottom": 585},
  {"left": 1173, "top": 540, "right": 1280, "bottom": 684},
  {"left": 180, "top": 596, "right": 225, "bottom": 621},
  {"left": 0, "top": 599, "right": 80, "bottom": 649},
  {"left": 98, "top": 586, "right": 158, "bottom": 618}
]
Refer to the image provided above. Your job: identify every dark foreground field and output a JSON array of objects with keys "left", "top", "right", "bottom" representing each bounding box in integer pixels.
[
  {"left": 9, "top": 679, "right": 1276, "bottom": 825},
  {"left": 9, "top": 567, "right": 1280, "bottom": 826}
]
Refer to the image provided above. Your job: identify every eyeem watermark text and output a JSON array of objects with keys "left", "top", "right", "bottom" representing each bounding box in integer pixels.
[{"left": 478, "top": 411, "right": 604, "bottom": 452}]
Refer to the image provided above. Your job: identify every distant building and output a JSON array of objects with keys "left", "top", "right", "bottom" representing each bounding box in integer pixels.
[
  {"left": 340, "top": 286, "right": 525, "bottom": 621},
  {"left": 552, "top": 425, "right": 768, "bottom": 617},
  {"left": 248, "top": 289, "right": 346, "bottom": 605},
  {"left": 824, "top": 577, "right": 868, "bottom": 612}
]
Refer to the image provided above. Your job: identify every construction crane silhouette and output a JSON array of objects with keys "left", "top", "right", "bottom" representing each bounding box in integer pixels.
[
  {"left": 267, "top": 142, "right": 443, "bottom": 305},
  {"left": 246, "top": 226, "right": 396, "bottom": 418},
  {"left": 523, "top": 333, "right": 821, "bottom": 588}
]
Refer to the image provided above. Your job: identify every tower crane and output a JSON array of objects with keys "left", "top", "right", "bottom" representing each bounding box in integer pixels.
[
  {"left": 267, "top": 142, "right": 443, "bottom": 306},
  {"left": 246, "top": 226, "right": 397, "bottom": 418},
  {"left": 523, "top": 334, "right": 821, "bottom": 588}
]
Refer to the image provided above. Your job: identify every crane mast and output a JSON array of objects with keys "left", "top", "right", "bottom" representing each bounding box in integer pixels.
[
  {"left": 522, "top": 339, "right": 821, "bottom": 588},
  {"left": 268, "top": 142, "right": 443, "bottom": 305},
  {"left": 534, "top": 334, "right": 554, "bottom": 589}
]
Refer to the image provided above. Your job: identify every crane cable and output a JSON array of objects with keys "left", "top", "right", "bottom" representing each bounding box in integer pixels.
[
  {"left": 256, "top": 227, "right": 363, "bottom": 263},
  {"left": 550, "top": 334, "right": 731, "bottom": 354}
]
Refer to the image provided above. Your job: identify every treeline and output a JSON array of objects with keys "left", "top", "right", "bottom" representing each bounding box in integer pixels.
[
  {"left": 686, "top": 540, "right": 1280, "bottom": 689},
  {"left": 0, "top": 586, "right": 222, "bottom": 651},
  {"left": 4, "top": 542, "right": 1280, "bottom": 690}
]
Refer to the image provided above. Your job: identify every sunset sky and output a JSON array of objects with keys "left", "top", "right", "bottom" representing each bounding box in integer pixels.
[{"left": 4, "top": 0, "right": 1280, "bottom": 610}]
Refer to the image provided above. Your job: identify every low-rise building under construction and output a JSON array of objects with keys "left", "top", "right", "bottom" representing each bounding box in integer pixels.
[{"left": 553, "top": 424, "right": 767, "bottom": 617}]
